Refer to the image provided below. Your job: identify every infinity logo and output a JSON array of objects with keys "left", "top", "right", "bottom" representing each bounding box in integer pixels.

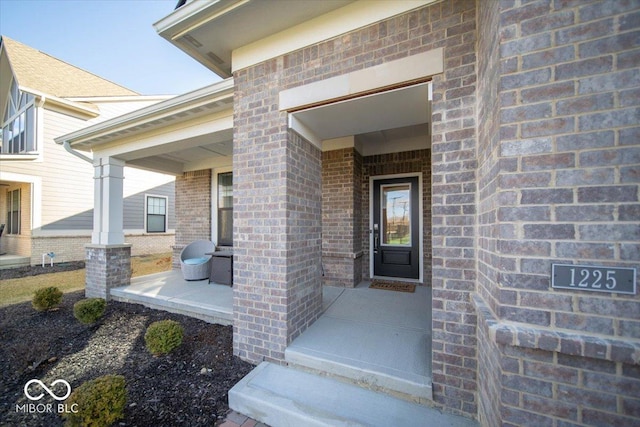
[{"left": 24, "top": 379, "right": 72, "bottom": 401}]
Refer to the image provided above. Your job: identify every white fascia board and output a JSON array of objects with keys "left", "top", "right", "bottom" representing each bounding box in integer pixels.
[
  {"left": 93, "top": 112, "right": 233, "bottom": 159},
  {"left": 232, "top": 0, "right": 433, "bottom": 73},
  {"left": 20, "top": 86, "right": 100, "bottom": 118},
  {"left": 68, "top": 95, "right": 173, "bottom": 103},
  {"left": 55, "top": 78, "right": 234, "bottom": 148},
  {"left": 154, "top": 0, "right": 241, "bottom": 38}
]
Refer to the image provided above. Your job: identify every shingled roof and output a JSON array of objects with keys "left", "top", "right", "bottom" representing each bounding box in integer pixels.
[{"left": 1, "top": 36, "right": 139, "bottom": 98}]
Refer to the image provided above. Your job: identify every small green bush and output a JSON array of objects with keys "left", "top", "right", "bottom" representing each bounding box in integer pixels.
[
  {"left": 32, "top": 287, "right": 63, "bottom": 312},
  {"left": 73, "top": 298, "right": 106, "bottom": 324},
  {"left": 144, "top": 319, "right": 184, "bottom": 356},
  {"left": 62, "top": 374, "right": 127, "bottom": 427}
]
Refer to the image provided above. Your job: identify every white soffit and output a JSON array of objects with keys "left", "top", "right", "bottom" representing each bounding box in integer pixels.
[
  {"left": 289, "top": 82, "right": 430, "bottom": 148},
  {"left": 284, "top": 48, "right": 442, "bottom": 148}
]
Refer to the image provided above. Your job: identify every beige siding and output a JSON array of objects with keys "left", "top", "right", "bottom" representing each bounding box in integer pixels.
[{"left": 1, "top": 97, "right": 175, "bottom": 238}]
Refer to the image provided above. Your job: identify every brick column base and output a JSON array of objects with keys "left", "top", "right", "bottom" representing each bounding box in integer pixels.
[{"left": 85, "top": 244, "right": 132, "bottom": 300}]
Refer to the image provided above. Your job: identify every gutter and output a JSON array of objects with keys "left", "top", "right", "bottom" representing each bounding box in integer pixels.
[{"left": 61, "top": 140, "right": 93, "bottom": 164}]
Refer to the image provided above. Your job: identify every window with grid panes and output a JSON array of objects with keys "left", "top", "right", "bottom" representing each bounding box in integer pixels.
[
  {"left": 6, "top": 189, "right": 20, "bottom": 234},
  {"left": 146, "top": 195, "right": 167, "bottom": 233},
  {"left": 1, "top": 80, "right": 36, "bottom": 154}
]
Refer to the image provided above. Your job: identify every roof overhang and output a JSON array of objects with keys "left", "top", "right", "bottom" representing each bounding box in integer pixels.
[
  {"left": 154, "top": 0, "right": 431, "bottom": 78},
  {"left": 55, "top": 78, "right": 234, "bottom": 175},
  {"left": 23, "top": 86, "right": 100, "bottom": 119}
]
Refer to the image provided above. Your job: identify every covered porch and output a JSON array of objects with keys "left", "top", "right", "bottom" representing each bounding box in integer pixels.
[
  {"left": 56, "top": 57, "right": 434, "bottom": 381},
  {"left": 109, "top": 272, "right": 432, "bottom": 403}
]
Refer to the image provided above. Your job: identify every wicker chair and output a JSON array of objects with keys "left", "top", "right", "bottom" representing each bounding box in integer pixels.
[{"left": 180, "top": 240, "right": 215, "bottom": 281}]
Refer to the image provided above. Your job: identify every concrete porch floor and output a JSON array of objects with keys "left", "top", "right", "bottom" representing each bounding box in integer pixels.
[
  {"left": 288, "top": 283, "right": 432, "bottom": 401},
  {"left": 110, "top": 270, "right": 233, "bottom": 325},
  {"left": 112, "top": 273, "right": 432, "bottom": 396},
  {"left": 112, "top": 273, "right": 438, "bottom": 425}
]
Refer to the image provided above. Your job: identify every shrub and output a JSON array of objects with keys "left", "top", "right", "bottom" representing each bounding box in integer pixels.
[
  {"left": 144, "top": 319, "right": 184, "bottom": 356},
  {"left": 62, "top": 374, "right": 126, "bottom": 427},
  {"left": 32, "top": 287, "right": 63, "bottom": 312},
  {"left": 73, "top": 298, "right": 106, "bottom": 325}
]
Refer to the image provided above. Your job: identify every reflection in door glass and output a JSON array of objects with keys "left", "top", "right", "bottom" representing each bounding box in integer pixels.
[{"left": 381, "top": 184, "right": 411, "bottom": 246}]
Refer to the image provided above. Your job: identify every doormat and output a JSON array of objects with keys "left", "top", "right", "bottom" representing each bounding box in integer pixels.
[{"left": 369, "top": 281, "right": 416, "bottom": 293}]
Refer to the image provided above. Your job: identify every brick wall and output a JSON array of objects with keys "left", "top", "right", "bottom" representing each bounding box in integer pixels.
[
  {"left": 173, "top": 170, "right": 211, "bottom": 267},
  {"left": 232, "top": 0, "right": 479, "bottom": 417},
  {"left": 233, "top": 58, "right": 323, "bottom": 363},
  {"left": 322, "top": 148, "right": 363, "bottom": 287},
  {"left": 285, "top": 131, "right": 323, "bottom": 343},
  {"left": 476, "top": 0, "right": 640, "bottom": 425},
  {"left": 427, "top": 0, "right": 479, "bottom": 417},
  {"left": 476, "top": 0, "right": 503, "bottom": 424},
  {"left": 28, "top": 233, "right": 174, "bottom": 266}
]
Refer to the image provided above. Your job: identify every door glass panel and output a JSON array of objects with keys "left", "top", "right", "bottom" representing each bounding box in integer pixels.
[{"left": 381, "top": 184, "right": 411, "bottom": 246}]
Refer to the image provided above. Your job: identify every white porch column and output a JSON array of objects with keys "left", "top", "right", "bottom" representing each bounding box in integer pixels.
[
  {"left": 92, "top": 157, "right": 125, "bottom": 245},
  {"left": 86, "top": 156, "right": 130, "bottom": 300}
]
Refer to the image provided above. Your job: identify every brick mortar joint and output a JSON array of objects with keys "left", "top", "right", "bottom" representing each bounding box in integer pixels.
[{"left": 472, "top": 293, "right": 640, "bottom": 366}]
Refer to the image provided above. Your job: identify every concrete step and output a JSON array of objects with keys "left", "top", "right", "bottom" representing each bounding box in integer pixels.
[
  {"left": 285, "top": 315, "right": 432, "bottom": 402},
  {"left": 229, "top": 362, "right": 477, "bottom": 427}
]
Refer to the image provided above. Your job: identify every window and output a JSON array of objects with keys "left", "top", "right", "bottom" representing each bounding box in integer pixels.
[
  {"left": 217, "top": 172, "right": 233, "bottom": 246},
  {"left": 1, "top": 80, "right": 37, "bottom": 154},
  {"left": 146, "top": 195, "right": 167, "bottom": 233},
  {"left": 381, "top": 183, "right": 411, "bottom": 246},
  {"left": 6, "top": 189, "right": 20, "bottom": 234}
]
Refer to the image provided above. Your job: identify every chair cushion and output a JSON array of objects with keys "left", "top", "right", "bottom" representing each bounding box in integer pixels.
[{"left": 183, "top": 257, "right": 209, "bottom": 265}]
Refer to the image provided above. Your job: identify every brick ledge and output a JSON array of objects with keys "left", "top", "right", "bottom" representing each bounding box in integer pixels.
[
  {"left": 322, "top": 251, "right": 364, "bottom": 259},
  {"left": 472, "top": 293, "right": 640, "bottom": 365}
]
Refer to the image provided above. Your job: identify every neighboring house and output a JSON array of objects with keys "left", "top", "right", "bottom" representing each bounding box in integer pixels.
[
  {"left": 0, "top": 36, "right": 175, "bottom": 267},
  {"left": 57, "top": 1, "right": 639, "bottom": 426}
]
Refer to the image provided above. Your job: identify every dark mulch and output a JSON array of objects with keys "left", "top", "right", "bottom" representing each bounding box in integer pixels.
[
  {"left": 0, "top": 262, "right": 86, "bottom": 280},
  {"left": 0, "top": 291, "right": 253, "bottom": 426}
]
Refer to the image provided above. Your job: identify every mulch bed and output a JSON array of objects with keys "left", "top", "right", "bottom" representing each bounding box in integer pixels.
[
  {"left": 0, "top": 290, "right": 253, "bottom": 426},
  {"left": 0, "top": 261, "right": 86, "bottom": 280}
]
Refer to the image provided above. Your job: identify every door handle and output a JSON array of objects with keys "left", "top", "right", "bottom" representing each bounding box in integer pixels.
[{"left": 373, "top": 223, "right": 379, "bottom": 251}]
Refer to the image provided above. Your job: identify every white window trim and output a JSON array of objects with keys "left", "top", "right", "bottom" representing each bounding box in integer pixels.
[
  {"left": 1, "top": 81, "right": 41, "bottom": 157},
  {"left": 0, "top": 171, "right": 41, "bottom": 232},
  {"left": 211, "top": 166, "right": 232, "bottom": 247},
  {"left": 144, "top": 194, "right": 169, "bottom": 234},
  {"left": 6, "top": 187, "right": 21, "bottom": 235}
]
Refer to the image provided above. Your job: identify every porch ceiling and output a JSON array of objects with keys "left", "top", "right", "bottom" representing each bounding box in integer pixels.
[
  {"left": 56, "top": 80, "right": 234, "bottom": 176},
  {"left": 291, "top": 83, "right": 431, "bottom": 153}
]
